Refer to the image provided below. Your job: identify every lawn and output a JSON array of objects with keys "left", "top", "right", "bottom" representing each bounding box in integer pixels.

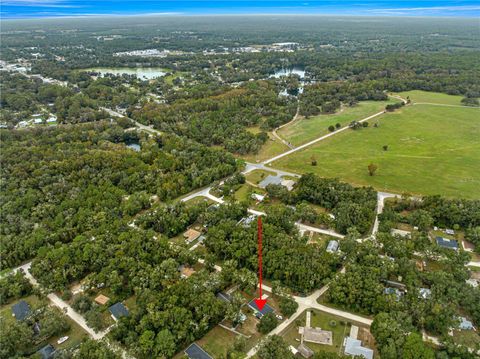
[
  {"left": 281, "top": 309, "right": 359, "bottom": 355},
  {"left": 278, "top": 100, "right": 397, "bottom": 147},
  {"left": 0, "top": 294, "right": 46, "bottom": 323},
  {"left": 395, "top": 90, "right": 464, "bottom": 105},
  {"left": 196, "top": 326, "right": 238, "bottom": 358},
  {"left": 451, "top": 330, "right": 480, "bottom": 349},
  {"left": 273, "top": 104, "right": 480, "bottom": 199}
]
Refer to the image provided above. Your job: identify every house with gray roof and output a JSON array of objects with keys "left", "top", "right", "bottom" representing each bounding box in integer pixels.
[
  {"left": 11, "top": 300, "right": 31, "bottom": 321},
  {"left": 344, "top": 337, "right": 374, "bottom": 359}
]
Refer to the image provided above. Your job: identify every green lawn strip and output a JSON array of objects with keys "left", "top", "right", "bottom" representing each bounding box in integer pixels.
[
  {"left": 278, "top": 100, "right": 397, "bottom": 147},
  {"left": 273, "top": 105, "right": 480, "bottom": 199},
  {"left": 396, "top": 90, "right": 464, "bottom": 105}
]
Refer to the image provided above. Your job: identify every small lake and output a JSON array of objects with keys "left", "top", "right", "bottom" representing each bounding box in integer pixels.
[
  {"left": 271, "top": 67, "right": 306, "bottom": 79},
  {"left": 87, "top": 67, "right": 167, "bottom": 80},
  {"left": 126, "top": 143, "right": 141, "bottom": 152}
]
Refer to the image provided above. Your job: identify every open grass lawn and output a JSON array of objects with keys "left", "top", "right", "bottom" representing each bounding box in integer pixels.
[
  {"left": 241, "top": 133, "right": 289, "bottom": 163},
  {"left": 183, "top": 196, "right": 215, "bottom": 207},
  {"left": 278, "top": 100, "right": 397, "bottom": 147},
  {"left": 196, "top": 326, "right": 238, "bottom": 358},
  {"left": 48, "top": 315, "right": 89, "bottom": 351},
  {"left": 274, "top": 104, "right": 480, "bottom": 199},
  {"left": 396, "top": 90, "right": 464, "bottom": 105},
  {"left": 281, "top": 309, "right": 357, "bottom": 355},
  {"left": 452, "top": 330, "right": 480, "bottom": 349}
]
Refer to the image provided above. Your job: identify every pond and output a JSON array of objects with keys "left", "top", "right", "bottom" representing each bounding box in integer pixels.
[
  {"left": 126, "top": 142, "right": 141, "bottom": 152},
  {"left": 86, "top": 67, "right": 167, "bottom": 80},
  {"left": 271, "top": 67, "right": 306, "bottom": 79}
]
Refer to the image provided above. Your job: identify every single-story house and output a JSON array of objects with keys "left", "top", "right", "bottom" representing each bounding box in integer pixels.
[
  {"left": 248, "top": 299, "right": 274, "bottom": 318},
  {"left": 183, "top": 228, "right": 201, "bottom": 244},
  {"left": 326, "top": 240, "right": 339, "bottom": 253},
  {"left": 459, "top": 317, "right": 475, "bottom": 331},
  {"left": 436, "top": 237, "right": 459, "bottom": 250},
  {"left": 251, "top": 193, "right": 265, "bottom": 202},
  {"left": 258, "top": 175, "right": 283, "bottom": 188},
  {"left": 109, "top": 302, "right": 129, "bottom": 321},
  {"left": 445, "top": 229, "right": 455, "bottom": 235},
  {"left": 419, "top": 288, "right": 431, "bottom": 300},
  {"left": 184, "top": 343, "right": 213, "bottom": 359},
  {"left": 299, "top": 327, "right": 333, "bottom": 345},
  {"left": 344, "top": 337, "right": 374, "bottom": 359},
  {"left": 33, "top": 118, "right": 43, "bottom": 124},
  {"left": 37, "top": 344, "right": 56, "bottom": 359},
  {"left": 12, "top": 300, "right": 31, "bottom": 321},
  {"left": 297, "top": 343, "right": 314, "bottom": 358},
  {"left": 94, "top": 294, "right": 110, "bottom": 306}
]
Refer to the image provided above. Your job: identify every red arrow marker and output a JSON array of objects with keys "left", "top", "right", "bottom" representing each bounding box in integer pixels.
[{"left": 254, "top": 216, "right": 267, "bottom": 311}]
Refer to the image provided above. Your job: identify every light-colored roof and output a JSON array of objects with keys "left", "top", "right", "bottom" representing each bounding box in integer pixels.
[
  {"left": 349, "top": 325, "right": 359, "bottom": 340},
  {"left": 419, "top": 288, "right": 431, "bottom": 299},
  {"left": 391, "top": 228, "right": 411, "bottom": 238},
  {"left": 301, "top": 327, "right": 333, "bottom": 345},
  {"left": 459, "top": 317, "right": 474, "bottom": 330},
  {"left": 183, "top": 228, "right": 201, "bottom": 243},
  {"left": 281, "top": 179, "right": 295, "bottom": 191},
  {"left": 344, "top": 337, "right": 374, "bottom": 359},
  {"left": 94, "top": 294, "right": 110, "bottom": 305},
  {"left": 326, "top": 240, "right": 339, "bottom": 253},
  {"left": 252, "top": 193, "right": 265, "bottom": 201}
]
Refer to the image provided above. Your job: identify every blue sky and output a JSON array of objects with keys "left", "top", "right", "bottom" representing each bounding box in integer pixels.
[{"left": 2, "top": 0, "right": 480, "bottom": 19}]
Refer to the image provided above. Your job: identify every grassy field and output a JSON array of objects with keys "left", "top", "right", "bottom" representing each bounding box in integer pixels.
[
  {"left": 278, "top": 100, "right": 397, "bottom": 147},
  {"left": 395, "top": 90, "right": 464, "bottom": 105},
  {"left": 273, "top": 104, "right": 480, "bottom": 199},
  {"left": 241, "top": 132, "right": 289, "bottom": 163},
  {"left": 196, "top": 326, "right": 237, "bottom": 358}
]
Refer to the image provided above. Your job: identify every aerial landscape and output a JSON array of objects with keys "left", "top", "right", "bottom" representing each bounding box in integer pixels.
[{"left": 0, "top": 1, "right": 479, "bottom": 359}]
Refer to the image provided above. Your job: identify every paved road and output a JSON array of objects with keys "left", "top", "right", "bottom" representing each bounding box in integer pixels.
[
  {"left": 243, "top": 162, "right": 300, "bottom": 178},
  {"left": 263, "top": 110, "right": 386, "bottom": 165},
  {"left": 101, "top": 107, "right": 163, "bottom": 136}
]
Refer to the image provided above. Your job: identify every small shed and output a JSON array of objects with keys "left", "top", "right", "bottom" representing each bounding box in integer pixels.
[
  {"left": 251, "top": 193, "right": 265, "bottom": 202},
  {"left": 109, "top": 302, "right": 129, "bottom": 321},
  {"left": 184, "top": 343, "right": 213, "bottom": 359},
  {"left": 326, "top": 240, "right": 339, "bottom": 253},
  {"left": 11, "top": 300, "right": 31, "bottom": 321},
  {"left": 94, "top": 294, "right": 110, "bottom": 306},
  {"left": 297, "top": 343, "right": 314, "bottom": 358}
]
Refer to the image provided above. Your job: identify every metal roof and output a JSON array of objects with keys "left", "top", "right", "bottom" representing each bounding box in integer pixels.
[
  {"left": 185, "top": 343, "right": 213, "bottom": 359},
  {"left": 11, "top": 300, "right": 30, "bottom": 321},
  {"left": 248, "top": 299, "right": 274, "bottom": 317},
  {"left": 109, "top": 302, "right": 129, "bottom": 320}
]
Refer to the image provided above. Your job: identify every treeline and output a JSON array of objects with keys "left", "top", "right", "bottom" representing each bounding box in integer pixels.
[
  {"left": 129, "top": 80, "right": 297, "bottom": 154},
  {"left": 266, "top": 173, "right": 377, "bottom": 234},
  {"left": 204, "top": 203, "right": 342, "bottom": 293},
  {"left": 0, "top": 270, "right": 33, "bottom": 305},
  {"left": 0, "top": 123, "right": 238, "bottom": 269}
]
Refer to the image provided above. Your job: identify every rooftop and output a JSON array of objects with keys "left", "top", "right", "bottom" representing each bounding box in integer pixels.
[
  {"left": 37, "top": 344, "right": 56, "bottom": 359},
  {"left": 184, "top": 343, "right": 213, "bottom": 359},
  {"left": 297, "top": 342, "right": 314, "bottom": 358},
  {"left": 436, "top": 236, "right": 459, "bottom": 250},
  {"left": 326, "top": 240, "right": 339, "bottom": 253},
  {"left": 248, "top": 299, "right": 274, "bottom": 317},
  {"left": 11, "top": 300, "right": 31, "bottom": 321},
  {"left": 109, "top": 302, "right": 129, "bottom": 320},
  {"left": 344, "top": 337, "right": 374, "bottom": 359},
  {"left": 300, "top": 327, "right": 333, "bottom": 345},
  {"left": 184, "top": 228, "right": 201, "bottom": 243},
  {"left": 94, "top": 294, "right": 110, "bottom": 305}
]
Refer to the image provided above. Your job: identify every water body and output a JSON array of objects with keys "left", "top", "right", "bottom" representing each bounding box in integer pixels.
[
  {"left": 272, "top": 67, "right": 306, "bottom": 79},
  {"left": 126, "top": 143, "right": 141, "bottom": 152},
  {"left": 87, "top": 67, "right": 167, "bottom": 80}
]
